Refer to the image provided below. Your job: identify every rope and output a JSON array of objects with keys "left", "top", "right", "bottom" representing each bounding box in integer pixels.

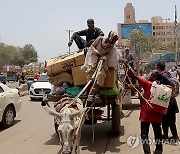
[
  {"left": 68, "top": 57, "right": 104, "bottom": 107},
  {"left": 125, "top": 66, "right": 153, "bottom": 108},
  {"left": 73, "top": 57, "right": 105, "bottom": 146}
]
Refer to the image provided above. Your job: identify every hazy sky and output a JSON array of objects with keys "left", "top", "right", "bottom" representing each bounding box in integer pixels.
[{"left": 0, "top": 0, "right": 179, "bottom": 62}]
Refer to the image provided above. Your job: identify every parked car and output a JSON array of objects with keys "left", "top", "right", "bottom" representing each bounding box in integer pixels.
[
  {"left": 29, "top": 74, "right": 53, "bottom": 100},
  {"left": 0, "top": 73, "right": 6, "bottom": 84},
  {"left": 0, "top": 82, "right": 22, "bottom": 128}
]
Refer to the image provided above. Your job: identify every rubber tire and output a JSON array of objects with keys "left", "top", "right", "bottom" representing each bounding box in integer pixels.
[
  {"left": 1, "top": 106, "right": 15, "bottom": 128},
  {"left": 30, "top": 97, "right": 36, "bottom": 101},
  {"left": 111, "top": 103, "right": 121, "bottom": 136},
  {"left": 84, "top": 118, "right": 97, "bottom": 125}
]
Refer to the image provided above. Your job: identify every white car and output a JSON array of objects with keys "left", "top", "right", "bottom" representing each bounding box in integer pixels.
[
  {"left": 0, "top": 82, "right": 22, "bottom": 128},
  {"left": 29, "top": 74, "right": 52, "bottom": 100}
]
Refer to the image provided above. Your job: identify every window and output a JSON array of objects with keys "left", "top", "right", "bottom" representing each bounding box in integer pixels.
[
  {"left": 126, "top": 15, "right": 130, "bottom": 19},
  {"left": 166, "top": 32, "right": 171, "bottom": 35},
  {"left": 167, "top": 38, "right": 172, "bottom": 42}
]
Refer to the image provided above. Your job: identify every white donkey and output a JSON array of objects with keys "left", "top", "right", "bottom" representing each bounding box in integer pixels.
[{"left": 42, "top": 97, "right": 86, "bottom": 154}]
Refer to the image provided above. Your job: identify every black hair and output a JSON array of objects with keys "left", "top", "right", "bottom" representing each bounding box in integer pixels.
[
  {"left": 87, "top": 18, "right": 94, "bottom": 23},
  {"left": 156, "top": 61, "right": 166, "bottom": 71},
  {"left": 151, "top": 70, "right": 162, "bottom": 81}
]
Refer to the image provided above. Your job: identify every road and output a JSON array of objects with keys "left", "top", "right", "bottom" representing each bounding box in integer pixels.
[
  {"left": 6, "top": 81, "right": 19, "bottom": 89},
  {"left": 0, "top": 94, "right": 180, "bottom": 154}
]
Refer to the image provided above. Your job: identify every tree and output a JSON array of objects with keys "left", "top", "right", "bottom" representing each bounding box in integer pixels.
[
  {"left": 20, "top": 44, "right": 38, "bottom": 65},
  {"left": 0, "top": 43, "right": 38, "bottom": 67},
  {"left": 128, "top": 29, "right": 161, "bottom": 61}
]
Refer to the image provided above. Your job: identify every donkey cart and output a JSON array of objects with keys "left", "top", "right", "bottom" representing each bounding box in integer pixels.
[
  {"left": 51, "top": 92, "right": 122, "bottom": 136},
  {"left": 51, "top": 57, "right": 122, "bottom": 136},
  {"left": 42, "top": 58, "right": 123, "bottom": 154}
]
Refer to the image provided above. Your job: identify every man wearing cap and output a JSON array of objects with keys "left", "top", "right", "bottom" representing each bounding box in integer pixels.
[{"left": 68, "top": 18, "right": 104, "bottom": 49}]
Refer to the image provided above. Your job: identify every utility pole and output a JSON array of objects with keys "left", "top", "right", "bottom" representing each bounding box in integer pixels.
[
  {"left": 174, "top": 5, "right": 178, "bottom": 65},
  {"left": 162, "top": 18, "right": 170, "bottom": 49},
  {"left": 66, "top": 30, "right": 73, "bottom": 54}
]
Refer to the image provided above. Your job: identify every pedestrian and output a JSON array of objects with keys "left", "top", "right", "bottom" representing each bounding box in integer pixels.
[
  {"left": 124, "top": 48, "right": 134, "bottom": 69},
  {"left": 68, "top": 18, "right": 104, "bottom": 50},
  {"left": 127, "top": 66, "right": 164, "bottom": 154},
  {"left": 177, "top": 67, "right": 180, "bottom": 82},
  {"left": 34, "top": 72, "right": 41, "bottom": 80},
  {"left": 156, "top": 61, "right": 179, "bottom": 141},
  {"left": 19, "top": 72, "right": 26, "bottom": 86},
  {"left": 169, "top": 66, "right": 177, "bottom": 79},
  {"left": 0, "top": 72, "right": 6, "bottom": 84},
  {"left": 123, "top": 48, "right": 136, "bottom": 95}
]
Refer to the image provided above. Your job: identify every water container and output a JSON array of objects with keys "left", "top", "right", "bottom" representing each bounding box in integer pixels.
[{"left": 150, "top": 81, "right": 172, "bottom": 114}]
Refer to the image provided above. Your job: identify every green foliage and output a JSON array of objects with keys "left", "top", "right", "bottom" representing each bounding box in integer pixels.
[
  {"left": 127, "top": 30, "right": 161, "bottom": 60},
  {"left": 0, "top": 43, "right": 38, "bottom": 67}
]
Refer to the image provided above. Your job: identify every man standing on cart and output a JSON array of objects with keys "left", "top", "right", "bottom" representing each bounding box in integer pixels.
[{"left": 85, "top": 31, "right": 119, "bottom": 95}]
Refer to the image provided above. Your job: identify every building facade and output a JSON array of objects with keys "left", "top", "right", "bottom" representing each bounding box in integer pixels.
[
  {"left": 151, "top": 16, "right": 177, "bottom": 48},
  {"left": 118, "top": 3, "right": 179, "bottom": 49},
  {"left": 124, "top": 3, "right": 136, "bottom": 24}
]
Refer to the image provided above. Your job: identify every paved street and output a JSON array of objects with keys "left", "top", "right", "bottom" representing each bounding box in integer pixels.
[
  {"left": 6, "top": 81, "right": 19, "bottom": 89},
  {"left": 0, "top": 94, "right": 180, "bottom": 154}
]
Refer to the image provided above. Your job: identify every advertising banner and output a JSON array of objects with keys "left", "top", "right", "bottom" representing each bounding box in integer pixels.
[{"left": 121, "top": 23, "right": 152, "bottom": 39}]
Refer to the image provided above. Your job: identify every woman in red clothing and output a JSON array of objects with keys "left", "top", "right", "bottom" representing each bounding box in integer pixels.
[{"left": 129, "top": 68, "right": 163, "bottom": 154}]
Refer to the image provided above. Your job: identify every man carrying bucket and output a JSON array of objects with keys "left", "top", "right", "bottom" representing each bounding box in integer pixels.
[
  {"left": 156, "top": 61, "right": 179, "bottom": 142},
  {"left": 127, "top": 66, "right": 164, "bottom": 154}
]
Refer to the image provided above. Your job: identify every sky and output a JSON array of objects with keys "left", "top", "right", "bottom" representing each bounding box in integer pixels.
[{"left": 0, "top": 0, "right": 180, "bottom": 62}]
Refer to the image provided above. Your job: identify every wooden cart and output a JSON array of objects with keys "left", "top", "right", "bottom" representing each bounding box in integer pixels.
[{"left": 50, "top": 92, "right": 121, "bottom": 136}]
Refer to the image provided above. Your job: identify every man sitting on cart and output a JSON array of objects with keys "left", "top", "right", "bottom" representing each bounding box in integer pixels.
[{"left": 68, "top": 18, "right": 104, "bottom": 52}]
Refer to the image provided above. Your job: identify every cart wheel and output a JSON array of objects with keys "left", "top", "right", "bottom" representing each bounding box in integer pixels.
[
  {"left": 84, "top": 118, "right": 97, "bottom": 125},
  {"left": 111, "top": 103, "right": 121, "bottom": 136}
]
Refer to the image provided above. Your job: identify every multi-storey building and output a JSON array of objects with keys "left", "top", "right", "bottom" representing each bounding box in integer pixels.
[
  {"left": 118, "top": 3, "right": 179, "bottom": 49},
  {"left": 151, "top": 16, "right": 178, "bottom": 48}
]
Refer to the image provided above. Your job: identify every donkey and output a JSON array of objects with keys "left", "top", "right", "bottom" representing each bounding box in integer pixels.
[{"left": 42, "top": 97, "right": 86, "bottom": 154}]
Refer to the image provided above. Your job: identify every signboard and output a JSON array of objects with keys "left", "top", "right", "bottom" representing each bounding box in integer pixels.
[
  {"left": 150, "top": 52, "right": 175, "bottom": 63},
  {"left": 121, "top": 23, "right": 152, "bottom": 39}
]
